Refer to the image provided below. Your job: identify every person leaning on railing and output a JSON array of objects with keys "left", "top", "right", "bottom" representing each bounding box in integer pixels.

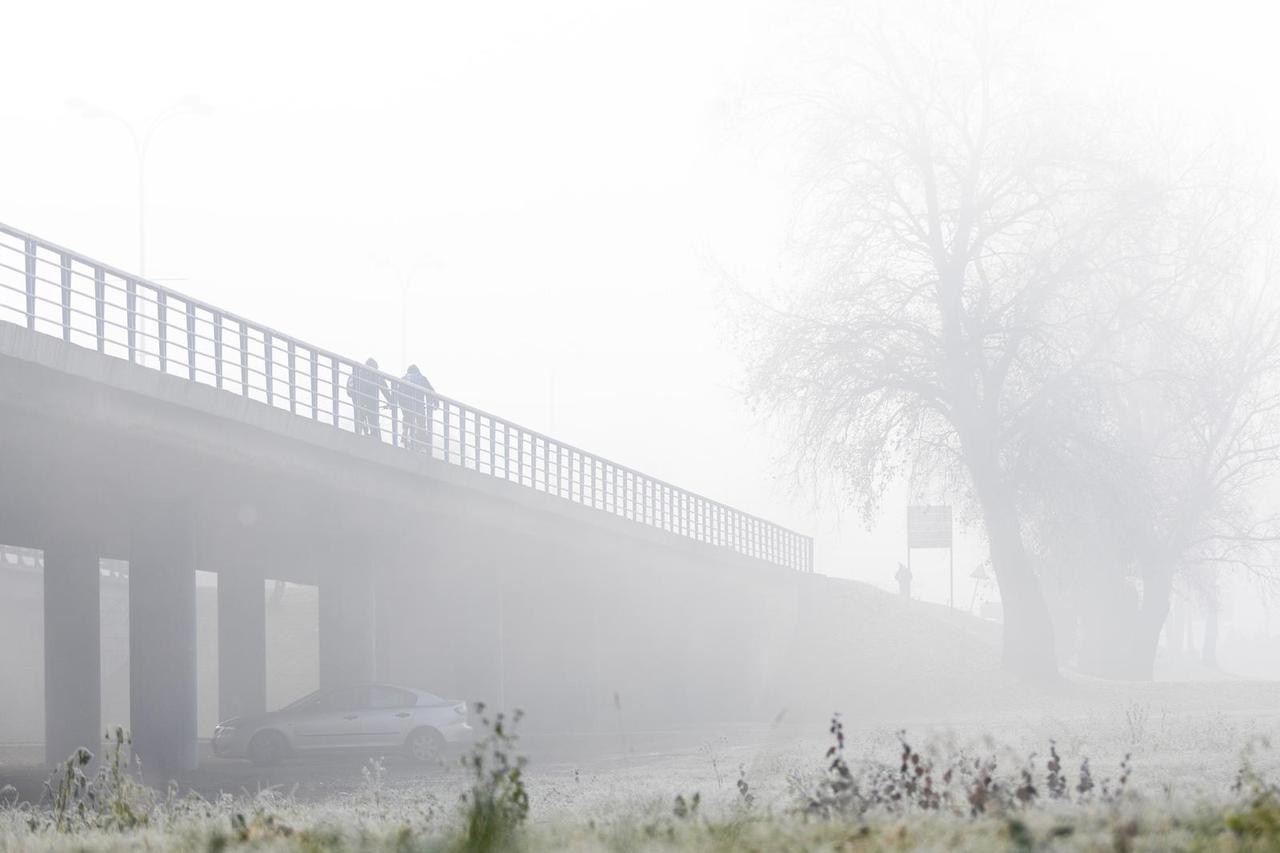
[
  {"left": 346, "top": 357, "right": 395, "bottom": 440},
  {"left": 397, "top": 364, "right": 438, "bottom": 451}
]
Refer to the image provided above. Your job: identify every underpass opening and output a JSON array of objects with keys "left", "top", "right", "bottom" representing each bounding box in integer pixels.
[{"left": 266, "top": 580, "right": 319, "bottom": 712}]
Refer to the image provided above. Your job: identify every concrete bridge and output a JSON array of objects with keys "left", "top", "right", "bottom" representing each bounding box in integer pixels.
[{"left": 0, "top": 222, "right": 814, "bottom": 777}]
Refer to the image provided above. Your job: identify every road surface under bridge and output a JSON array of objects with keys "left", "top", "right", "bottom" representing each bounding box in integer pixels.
[{"left": 0, "top": 222, "right": 815, "bottom": 777}]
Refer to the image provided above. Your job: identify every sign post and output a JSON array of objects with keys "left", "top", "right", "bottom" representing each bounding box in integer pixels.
[
  {"left": 907, "top": 505, "right": 954, "bottom": 608},
  {"left": 967, "top": 562, "right": 989, "bottom": 614}
]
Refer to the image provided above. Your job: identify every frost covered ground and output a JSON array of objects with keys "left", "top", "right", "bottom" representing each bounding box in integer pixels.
[{"left": 5, "top": 680, "right": 1280, "bottom": 851}]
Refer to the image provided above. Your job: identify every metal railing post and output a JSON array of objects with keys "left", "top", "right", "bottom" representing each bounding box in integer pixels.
[
  {"left": 577, "top": 452, "right": 585, "bottom": 504},
  {"left": 513, "top": 429, "right": 521, "bottom": 484},
  {"left": 330, "top": 361, "right": 341, "bottom": 425},
  {"left": 309, "top": 351, "right": 319, "bottom": 420},
  {"left": 23, "top": 239, "right": 36, "bottom": 330},
  {"left": 391, "top": 393, "right": 400, "bottom": 447},
  {"left": 59, "top": 254, "right": 72, "bottom": 342},
  {"left": 186, "top": 302, "right": 197, "bottom": 380},
  {"left": 506, "top": 424, "right": 514, "bottom": 479},
  {"left": 287, "top": 341, "right": 297, "bottom": 415},
  {"left": 213, "top": 314, "right": 223, "bottom": 390},
  {"left": 156, "top": 290, "right": 168, "bottom": 372},
  {"left": 94, "top": 267, "right": 105, "bottom": 353},
  {"left": 263, "top": 332, "right": 274, "bottom": 406},
  {"left": 126, "top": 280, "right": 137, "bottom": 362},
  {"left": 238, "top": 322, "right": 249, "bottom": 396},
  {"left": 443, "top": 404, "right": 451, "bottom": 462},
  {"left": 559, "top": 445, "right": 566, "bottom": 497},
  {"left": 488, "top": 417, "right": 496, "bottom": 474}
]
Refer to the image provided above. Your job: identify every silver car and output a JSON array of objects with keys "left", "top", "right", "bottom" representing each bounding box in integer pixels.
[{"left": 211, "top": 683, "right": 472, "bottom": 765}]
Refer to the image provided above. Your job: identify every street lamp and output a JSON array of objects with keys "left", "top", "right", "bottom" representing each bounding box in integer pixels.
[
  {"left": 68, "top": 95, "right": 211, "bottom": 367},
  {"left": 66, "top": 94, "right": 213, "bottom": 278},
  {"left": 372, "top": 256, "right": 432, "bottom": 369}
]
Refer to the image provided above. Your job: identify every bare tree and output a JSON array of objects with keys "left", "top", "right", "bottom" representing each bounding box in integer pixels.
[{"left": 737, "top": 8, "right": 1220, "bottom": 680}]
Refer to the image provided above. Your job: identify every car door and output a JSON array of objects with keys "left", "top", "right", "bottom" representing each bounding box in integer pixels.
[
  {"left": 360, "top": 685, "right": 419, "bottom": 749},
  {"left": 291, "top": 686, "right": 369, "bottom": 750}
]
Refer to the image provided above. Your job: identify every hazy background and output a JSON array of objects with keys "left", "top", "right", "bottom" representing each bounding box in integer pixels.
[{"left": 3, "top": 0, "right": 1280, "bottom": 662}]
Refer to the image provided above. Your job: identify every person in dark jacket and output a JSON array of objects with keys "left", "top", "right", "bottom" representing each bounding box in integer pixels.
[
  {"left": 397, "top": 363, "right": 437, "bottom": 451},
  {"left": 346, "top": 357, "right": 394, "bottom": 439},
  {"left": 896, "top": 561, "right": 912, "bottom": 600}
]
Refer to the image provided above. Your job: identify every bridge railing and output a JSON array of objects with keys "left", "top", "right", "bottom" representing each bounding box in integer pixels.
[{"left": 0, "top": 223, "right": 814, "bottom": 572}]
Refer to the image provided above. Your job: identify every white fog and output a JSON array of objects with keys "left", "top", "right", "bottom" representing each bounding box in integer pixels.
[{"left": 3, "top": 2, "right": 1280, "bottom": 851}]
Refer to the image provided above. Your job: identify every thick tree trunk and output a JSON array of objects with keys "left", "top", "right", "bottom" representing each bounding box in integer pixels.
[
  {"left": 970, "top": 464, "right": 1059, "bottom": 681},
  {"left": 1075, "top": 574, "right": 1137, "bottom": 679},
  {"left": 1075, "top": 569, "right": 1171, "bottom": 681},
  {"left": 1125, "top": 570, "right": 1172, "bottom": 680}
]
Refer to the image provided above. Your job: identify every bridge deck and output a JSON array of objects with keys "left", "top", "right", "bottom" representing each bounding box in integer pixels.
[{"left": 0, "top": 222, "right": 812, "bottom": 572}]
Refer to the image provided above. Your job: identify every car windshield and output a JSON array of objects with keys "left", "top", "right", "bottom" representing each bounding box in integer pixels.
[
  {"left": 276, "top": 686, "right": 448, "bottom": 711},
  {"left": 280, "top": 690, "right": 322, "bottom": 712},
  {"left": 369, "top": 685, "right": 414, "bottom": 709}
]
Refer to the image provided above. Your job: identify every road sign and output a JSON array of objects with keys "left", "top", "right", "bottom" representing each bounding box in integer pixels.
[
  {"left": 908, "top": 505, "right": 952, "bottom": 548},
  {"left": 906, "top": 505, "right": 954, "bottom": 608}
]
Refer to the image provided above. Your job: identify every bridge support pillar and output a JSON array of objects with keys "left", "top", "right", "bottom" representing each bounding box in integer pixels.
[
  {"left": 319, "top": 568, "right": 374, "bottom": 689},
  {"left": 129, "top": 517, "right": 198, "bottom": 777},
  {"left": 43, "top": 538, "right": 101, "bottom": 766},
  {"left": 217, "top": 568, "right": 266, "bottom": 721}
]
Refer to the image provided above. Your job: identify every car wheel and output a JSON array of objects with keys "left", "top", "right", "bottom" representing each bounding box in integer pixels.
[
  {"left": 405, "top": 727, "right": 445, "bottom": 764},
  {"left": 247, "top": 730, "right": 288, "bottom": 766}
]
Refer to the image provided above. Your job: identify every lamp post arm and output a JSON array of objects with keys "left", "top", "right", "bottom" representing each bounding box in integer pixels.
[{"left": 95, "top": 113, "right": 147, "bottom": 276}]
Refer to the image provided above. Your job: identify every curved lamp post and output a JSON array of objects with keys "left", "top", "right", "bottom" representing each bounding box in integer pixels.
[
  {"left": 67, "top": 95, "right": 212, "bottom": 365},
  {"left": 66, "top": 94, "right": 213, "bottom": 278}
]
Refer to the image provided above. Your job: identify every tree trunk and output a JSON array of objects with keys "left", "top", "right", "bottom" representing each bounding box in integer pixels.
[
  {"left": 1123, "top": 569, "right": 1172, "bottom": 681},
  {"left": 970, "top": 464, "right": 1059, "bottom": 682},
  {"left": 1074, "top": 572, "right": 1138, "bottom": 679},
  {"left": 1070, "top": 566, "right": 1171, "bottom": 681}
]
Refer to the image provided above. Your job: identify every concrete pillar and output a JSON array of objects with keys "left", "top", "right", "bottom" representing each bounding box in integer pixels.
[
  {"left": 319, "top": 568, "right": 374, "bottom": 689},
  {"left": 129, "top": 517, "right": 198, "bottom": 777},
  {"left": 43, "top": 539, "right": 101, "bottom": 765},
  {"left": 217, "top": 568, "right": 265, "bottom": 721}
]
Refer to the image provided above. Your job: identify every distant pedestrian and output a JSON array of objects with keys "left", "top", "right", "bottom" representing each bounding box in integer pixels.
[
  {"left": 397, "top": 364, "right": 437, "bottom": 451},
  {"left": 896, "top": 561, "right": 912, "bottom": 600},
  {"left": 346, "top": 357, "right": 394, "bottom": 439}
]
